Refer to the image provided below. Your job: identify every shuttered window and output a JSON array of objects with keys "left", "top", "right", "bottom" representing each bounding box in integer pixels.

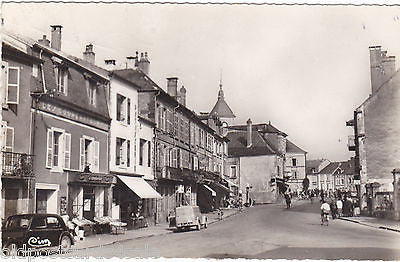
[
  {"left": 46, "top": 129, "right": 54, "bottom": 168},
  {"left": 7, "top": 67, "right": 19, "bottom": 104}
]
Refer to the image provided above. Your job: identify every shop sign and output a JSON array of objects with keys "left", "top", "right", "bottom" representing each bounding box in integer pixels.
[{"left": 78, "top": 173, "right": 114, "bottom": 184}]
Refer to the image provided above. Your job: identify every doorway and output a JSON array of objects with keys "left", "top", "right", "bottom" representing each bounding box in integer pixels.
[
  {"left": 83, "top": 186, "right": 95, "bottom": 220},
  {"left": 4, "top": 188, "right": 19, "bottom": 218}
]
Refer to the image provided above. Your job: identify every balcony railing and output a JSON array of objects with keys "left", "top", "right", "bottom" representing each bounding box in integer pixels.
[
  {"left": 348, "top": 135, "right": 356, "bottom": 151},
  {"left": 2, "top": 151, "right": 34, "bottom": 178}
]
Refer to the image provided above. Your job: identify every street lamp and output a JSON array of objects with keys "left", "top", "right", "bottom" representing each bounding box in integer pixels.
[{"left": 245, "top": 183, "right": 253, "bottom": 206}]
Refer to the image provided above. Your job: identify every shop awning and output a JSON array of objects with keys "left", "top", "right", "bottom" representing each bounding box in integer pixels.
[
  {"left": 203, "top": 184, "right": 217, "bottom": 196},
  {"left": 117, "top": 175, "right": 162, "bottom": 199}
]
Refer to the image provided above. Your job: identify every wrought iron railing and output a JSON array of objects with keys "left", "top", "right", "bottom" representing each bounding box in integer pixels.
[{"left": 2, "top": 151, "right": 34, "bottom": 178}]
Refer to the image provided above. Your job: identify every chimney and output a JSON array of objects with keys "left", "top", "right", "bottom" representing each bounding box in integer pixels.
[
  {"left": 369, "top": 46, "right": 396, "bottom": 95},
  {"left": 247, "top": 118, "right": 252, "bottom": 148},
  {"left": 179, "top": 85, "right": 187, "bottom": 106},
  {"left": 382, "top": 55, "right": 396, "bottom": 82},
  {"left": 83, "top": 44, "right": 95, "bottom": 64},
  {"left": 138, "top": 52, "right": 150, "bottom": 75},
  {"left": 104, "top": 59, "right": 116, "bottom": 71},
  {"left": 126, "top": 54, "right": 137, "bottom": 69},
  {"left": 167, "top": 77, "right": 178, "bottom": 98},
  {"left": 38, "top": 35, "right": 50, "bottom": 47},
  {"left": 50, "top": 25, "right": 62, "bottom": 51}
]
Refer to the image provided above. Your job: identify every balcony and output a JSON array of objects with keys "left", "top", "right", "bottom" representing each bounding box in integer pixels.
[
  {"left": 348, "top": 135, "right": 356, "bottom": 151},
  {"left": 2, "top": 151, "right": 34, "bottom": 178}
]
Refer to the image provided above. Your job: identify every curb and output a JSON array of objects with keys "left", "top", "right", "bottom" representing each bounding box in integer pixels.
[
  {"left": 73, "top": 209, "right": 243, "bottom": 251},
  {"left": 339, "top": 217, "right": 400, "bottom": 233}
]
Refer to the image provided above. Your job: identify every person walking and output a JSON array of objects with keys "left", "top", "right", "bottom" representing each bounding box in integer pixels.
[
  {"left": 320, "top": 200, "right": 331, "bottom": 226},
  {"left": 336, "top": 198, "right": 343, "bottom": 217},
  {"left": 285, "top": 193, "right": 292, "bottom": 209}
]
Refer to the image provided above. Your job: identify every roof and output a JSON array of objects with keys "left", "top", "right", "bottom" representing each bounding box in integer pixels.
[
  {"left": 319, "top": 162, "right": 341, "bottom": 175},
  {"left": 306, "top": 159, "right": 329, "bottom": 175},
  {"left": 112, "top": 69, "right": 157, "bottom": 91},
  {"left": 228, "top": 122, "right": 287, "bottom": 137},
  {"left": 209, "top": 86, "right": 235, "bottom": 119},
  {"left": 286, "top": 140, "right": 307, "bottom": 154},
  {"left": 227, "top": 130, "right": 277, "bottom": 157}
]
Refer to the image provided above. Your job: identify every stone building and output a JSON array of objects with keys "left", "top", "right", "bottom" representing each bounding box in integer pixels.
[
  {"left": 226, "top": 119, "right": 304, "bottom": 204},
  {"left": 347, "top": 45, "right": 400, "bottom": 215}
]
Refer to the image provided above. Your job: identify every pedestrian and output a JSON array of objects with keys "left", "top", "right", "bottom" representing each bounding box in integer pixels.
[
  {"left": 336, "top": 198, "right": 343, "bottom": 217},
  {"left": 285, "top": 193, "right": 291, "bottom": 209},
  {"left": 330, "top": 200, "right": 337, "bottom": 219},
  {"left": 320, "top": 200, "right": 331, "bottom": 225}
]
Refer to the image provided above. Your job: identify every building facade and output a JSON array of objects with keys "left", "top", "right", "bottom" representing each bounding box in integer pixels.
[
  {"left": 1, "top": 32, "right": 39, "bottom": 219},
  {"left": 226, "top": 119, "right": 302, "bottom": 204},
  {"left": 31, "top": 27, "right": 113, "bottom": 220},
  {"left": 347, "top": 45, "right": 400, "bottom": 215},
  {"left": 285, "top": 140, "right": 307, "bottom": 193}
]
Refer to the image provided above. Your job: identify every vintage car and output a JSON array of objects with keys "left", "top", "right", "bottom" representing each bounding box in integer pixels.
[
  {"left": 175, "top": 206, "right": 207, "bottom": 231},
  {"left": 2, "top": 214, "right": 74, "bottom": 254}
]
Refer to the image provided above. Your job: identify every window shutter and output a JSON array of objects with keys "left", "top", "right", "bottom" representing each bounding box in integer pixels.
[
  {"left": 127, "top": 98, "right": 131, "bottom": 125},
  {"left": 93, "top": 141, "right": 100, "bottom": 172},
  {"left": 79, "top": 138, "right": 85, "bottom": 171},
  {"left": 46, "top": 129, "right": 54, "bottom": 168},
  {"left": 127, "top": 140, "right": 131, "bottom": 167},
  {"left": 5, "top": 127, "right": 14, "bottom": 152},
  {"left": 121, "top": 140, "right": 126, "bottom": 166},
  {"left": 7, "top": 67, "right": 19, "bottom": 104},
  {"left": 1, "top": 61, "right": 8, "bottom": 106},
  {"left": 64, "top": 133, "right": 71, "bottom": 169}
]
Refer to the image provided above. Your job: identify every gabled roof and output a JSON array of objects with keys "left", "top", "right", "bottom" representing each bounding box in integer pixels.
[
  {"left": 286, "top": 140, "right": 307, "bottom": 154},
  {"left": 209, "top": 85, "right": 235, "bottom": 119},
  {"left": 228, "top": 122, "right": 287, "bottom": 137},
  {"left": 227, "top": 130, "right": 277, "bottom": 157},
  {"left": 319, "top": 162, "right": 342, "bottom": 175},
  {"left": 306, "top": 159, "right": 329, "bottom": 175}
]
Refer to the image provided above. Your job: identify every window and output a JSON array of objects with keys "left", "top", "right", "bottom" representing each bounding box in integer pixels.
[
  {"left": 79, "top": 136, "right": 99, "bottom": 172},
  {"left": 88, "top": 80, "right": 97, "bottom": 106},
  {"left": 46, "top": 128, "right": 71, "bottom": 170},
  {"left": 53, "top": 131, "right": 62, "bottom": 168},
  {"left": 293, "top": 171, "right": 297, "bottom": 179},
  {"left": 46, "top": 216, "right": 61, "bottom": 229},
  {"left": 2, "top": 61, "right": 20, "bottom": 105},
  {"left": 55, "top": 66, "right": 68, "bottom": 95},
  {"left": 116, "top": 94, "right": 127, "bottom": 123},
  {"left": 292, "top": 158, "right": 297, "bottom": 167},
  {"left": 230, "top": 165, "right": 237, "bottom": 178},
  {"left": 116, "top": 137, "right": 130, "bottom": 167},
  {"left": 341, "top": 178, "right": 344, "bottom": 185}
]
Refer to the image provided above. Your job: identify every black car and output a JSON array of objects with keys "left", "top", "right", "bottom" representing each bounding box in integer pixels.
[{"left": 2, "top": 214, "right": 74, "bottom": 254}]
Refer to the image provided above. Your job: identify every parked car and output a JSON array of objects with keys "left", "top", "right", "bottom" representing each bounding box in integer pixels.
[
  {"left": 2, "top": 214, "right": 74, "bottom": 254},
  {"left": 175, "top": 206, "right": 207, "bottom": 231}
]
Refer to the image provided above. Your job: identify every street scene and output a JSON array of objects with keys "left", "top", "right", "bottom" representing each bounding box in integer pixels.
[
  {"left": 1, "top": 2, "right": 400, "bottom": 260},
  {"left": 59, "top": 200, "right": 400, "bottom": 259}
]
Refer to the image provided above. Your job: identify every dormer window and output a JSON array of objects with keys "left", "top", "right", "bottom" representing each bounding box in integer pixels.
[{"left": 52, "top": 57, "right": 68, "bottom": 96}]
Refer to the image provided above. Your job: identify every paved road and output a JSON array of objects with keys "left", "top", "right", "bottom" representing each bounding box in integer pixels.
[{"left": 62, "top": 201, "right": 400, "bottom": 259}]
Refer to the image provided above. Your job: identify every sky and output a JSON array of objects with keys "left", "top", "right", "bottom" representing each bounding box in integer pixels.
[{"left": 2, "top": 3, "right": 400, "bottom": 161}]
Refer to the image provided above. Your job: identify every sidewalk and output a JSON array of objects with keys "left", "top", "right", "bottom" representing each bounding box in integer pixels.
[
  {"left": 339, "top": 216, "right": 400, "bottom": 233},
  {"left": 72, "top": 207, "right": 242, "bottom": 251}
]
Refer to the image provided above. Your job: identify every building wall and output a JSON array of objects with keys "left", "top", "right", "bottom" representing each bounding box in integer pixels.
[
  {"left": 239, "top": 155, "right": 280, "bottom": 203},
  {"left": 137, "top": 120, "right": 154, "bottom": 180},
  {"left": 2, "top": 54, "right": 34, "bottom": 154},
  {"left": 109, "top": 77, "right": 138, "bottom": 174},
  {"left": 362, "top": 73, "right": 400, "bottom": 192},
  {"left": 285, "top": 152, "right": 306, "bottom": 192},
  {"left": 32, "top": 109, "right": 109, "bottom": 214}
]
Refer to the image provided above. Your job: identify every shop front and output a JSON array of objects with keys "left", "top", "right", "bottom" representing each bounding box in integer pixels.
[
  {"left": 67, "top": 171, "right": 116, "bottom": 220},
  {"left": 113, "top": 175, "right": 162, "bottom": 229}
]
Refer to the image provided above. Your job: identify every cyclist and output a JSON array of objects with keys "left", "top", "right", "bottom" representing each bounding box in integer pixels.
[{"left": 320, "top": 200, "right": 330, "bottom": 226}]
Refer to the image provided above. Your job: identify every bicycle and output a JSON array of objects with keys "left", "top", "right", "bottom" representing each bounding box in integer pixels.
[{"left": 321, "top": 212, "right": 329, "bottom": 226}]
